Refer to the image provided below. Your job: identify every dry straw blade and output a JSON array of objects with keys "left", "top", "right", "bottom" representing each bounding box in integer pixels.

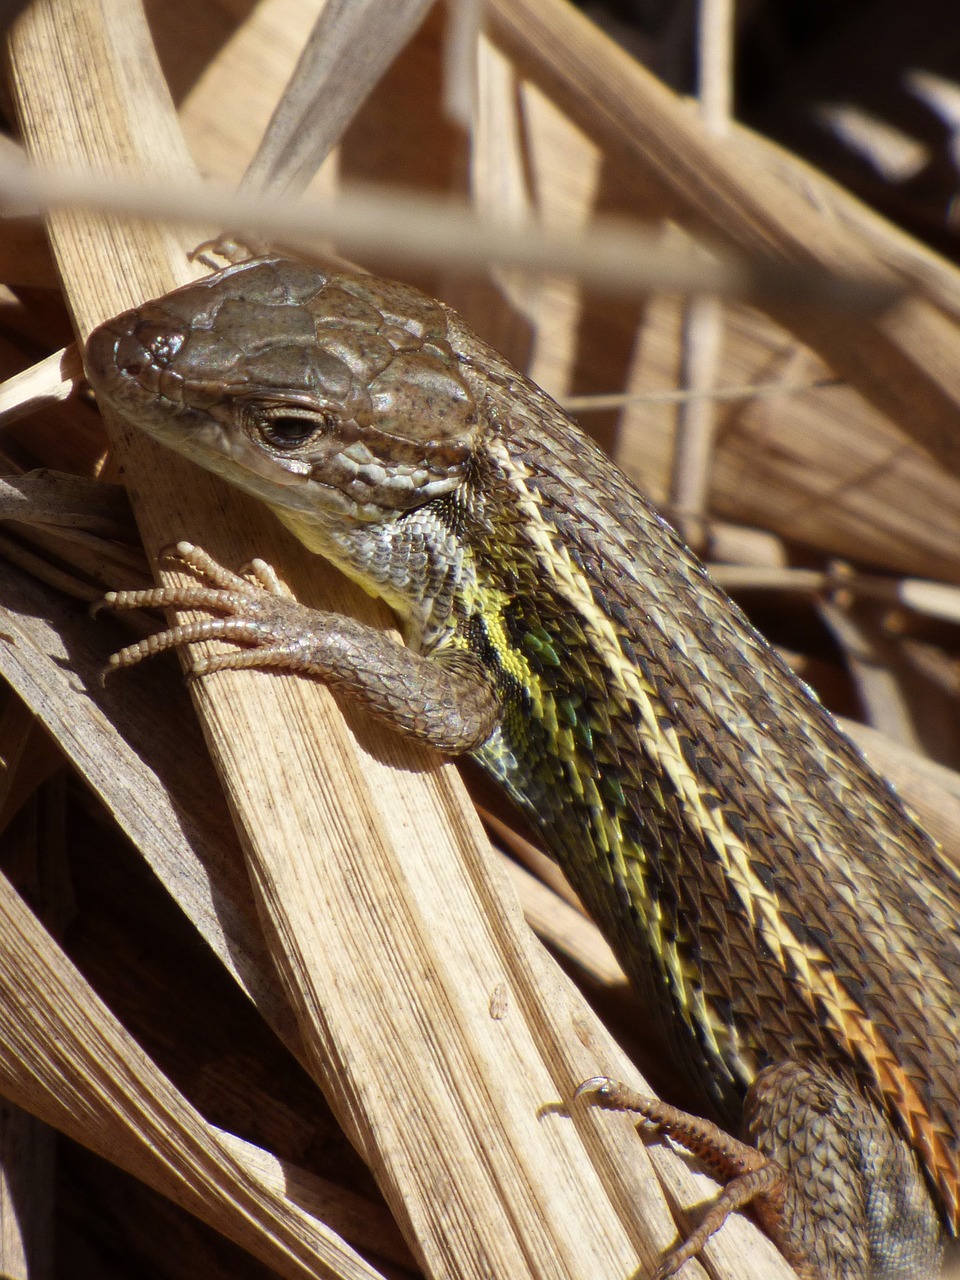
[
  {"left": 0, "top": 866, "right": 391, "bottom": 1280},
  {"left": 0, "top": 152, "right": 901, "bottom": 312},
  {"left": 240, "top": 0, "right": 435, "bottom": 196},
  {"left": 488, "top": 0, "right": 960, "bottom": 480}
]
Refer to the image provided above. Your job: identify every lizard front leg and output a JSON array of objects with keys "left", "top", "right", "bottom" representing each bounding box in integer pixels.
[{"left": 100, "top": 542, "right": 500, "bottom": 755}]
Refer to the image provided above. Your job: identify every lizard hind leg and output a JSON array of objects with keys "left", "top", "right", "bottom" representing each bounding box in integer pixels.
[
  {"left": 577, "top": 1076, "right": 791, "bottom": 1278},
  {"left": 577, "top": 1064, "right": 943, "bottom": 1279},
  {"left": 744, "top": 1060, "right": 944, "bottom": 1280}
]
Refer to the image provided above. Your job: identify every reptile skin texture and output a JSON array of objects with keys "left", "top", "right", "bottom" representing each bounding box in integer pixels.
[{"left": 85, "top": 256, "right": 960, "bottom": 1279}]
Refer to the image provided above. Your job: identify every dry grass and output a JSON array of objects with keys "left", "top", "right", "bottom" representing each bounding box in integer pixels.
[{"left": 0, "top": 2, "right": 959, "bottom": 1279}]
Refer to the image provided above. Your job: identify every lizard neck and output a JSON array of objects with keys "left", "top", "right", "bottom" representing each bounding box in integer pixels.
[{"left": 267, "top": 497, "right": 479, "bottom": 654}]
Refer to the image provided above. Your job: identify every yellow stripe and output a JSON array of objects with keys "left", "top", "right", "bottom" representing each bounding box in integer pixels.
[{"left": 489, "top": 441, "right": 870, "bottom": 1077}]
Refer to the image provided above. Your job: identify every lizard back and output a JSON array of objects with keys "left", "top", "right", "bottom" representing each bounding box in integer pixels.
[{"left": 442, "top": 310, "right": 960, "bottom": 1230}]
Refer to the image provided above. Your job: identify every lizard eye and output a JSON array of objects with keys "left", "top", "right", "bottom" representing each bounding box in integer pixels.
[{"left": 258, "top": 411, "right": 332, "bottom": 450}]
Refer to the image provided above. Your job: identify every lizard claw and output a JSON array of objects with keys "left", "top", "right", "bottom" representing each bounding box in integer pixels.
[{"left": 94, "top": 542, "right": 295, "bottom": 675}]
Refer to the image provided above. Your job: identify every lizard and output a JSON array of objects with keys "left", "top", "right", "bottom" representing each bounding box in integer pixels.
[{"left": 83, "top": 254, "right": 960, "bottom": 1279}]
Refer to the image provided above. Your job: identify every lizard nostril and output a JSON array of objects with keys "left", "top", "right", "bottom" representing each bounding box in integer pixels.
[
  {"left": 132, "top": 323, "right": 184, "bottom": 371},
  {"left": 114, "top": 335, "right": 152, "bottom": 379}
]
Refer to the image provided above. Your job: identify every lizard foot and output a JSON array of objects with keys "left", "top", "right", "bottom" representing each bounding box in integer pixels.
[
  {"left": 578, "top": 1065, "right": 944, "bottom": 1280},
  {"left": 97, "top": 540, "right": 305, "bottom": 678},
  {"left": 576, "top": 1076, "right": 786, "bottom": 1279}
]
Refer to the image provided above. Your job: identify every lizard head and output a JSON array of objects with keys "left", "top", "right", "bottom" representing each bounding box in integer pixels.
[{"left": 84, "top": 256, "right": 482, "bottom": 527}]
